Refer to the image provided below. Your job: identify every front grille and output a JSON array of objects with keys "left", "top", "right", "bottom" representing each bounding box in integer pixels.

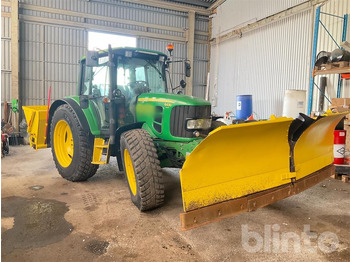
[{"left": 170, "top": 105, "right": 211, "bottom": 138}]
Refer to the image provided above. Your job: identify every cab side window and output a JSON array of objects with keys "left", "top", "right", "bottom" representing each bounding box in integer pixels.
[{"left": 80, "top": 63, "right": 91, "bottom": 95}]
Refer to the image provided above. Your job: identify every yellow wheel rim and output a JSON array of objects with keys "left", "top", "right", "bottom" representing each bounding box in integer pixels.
[
  {"left": 124, "top": 149, "right": 137, "bottom": 196},
  {"left": 54, "top": 120, "right": 74, "bottom": 168}
]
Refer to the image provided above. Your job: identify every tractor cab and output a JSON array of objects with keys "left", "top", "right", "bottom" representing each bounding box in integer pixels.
[{"left": 79, "top": 47, "right": 168, "bottom": 131}]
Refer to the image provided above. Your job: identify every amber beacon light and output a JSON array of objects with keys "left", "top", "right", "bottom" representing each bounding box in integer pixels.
[{"left": 166, "top": 44, "right": 174, "bottom": 55}]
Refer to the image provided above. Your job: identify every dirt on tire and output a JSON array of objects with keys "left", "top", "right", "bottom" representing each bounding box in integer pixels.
[{"left": 121, "top": 129, "right": 164, "bottom": 211}]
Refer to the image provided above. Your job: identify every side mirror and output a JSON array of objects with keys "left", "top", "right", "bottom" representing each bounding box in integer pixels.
[
  {"left": 185, "top": 61, "right": 191, "bottom": 77},
  {"left": 79, "top": 95, "right": 89, "bottom": 109},
  {"left": 86, "top": 51, "right": 99, "bottom": 67},
  {"left": 180, "top": 79, "right": 186, "bottom": 89}
]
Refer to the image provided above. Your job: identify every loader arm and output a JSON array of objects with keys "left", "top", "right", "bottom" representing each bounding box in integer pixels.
[{"left": 179, "top": 112, "right": 346, "bottom": 230}]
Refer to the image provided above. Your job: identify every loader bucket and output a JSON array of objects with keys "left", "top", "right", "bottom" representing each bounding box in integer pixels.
[
  {"left": 22, "top": 105, "right": 48, "bottom": 150},
  {"left": 179, "top": 113, "right": 346, "bottom": 230}
]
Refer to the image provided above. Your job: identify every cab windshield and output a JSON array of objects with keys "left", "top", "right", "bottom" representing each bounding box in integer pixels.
[{"left": 82, "top": 56, "right": 167, "bottom": 97}]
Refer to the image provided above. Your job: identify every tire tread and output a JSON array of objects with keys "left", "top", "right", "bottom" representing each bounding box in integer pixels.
[
  {"left": 51, "top": 104, "right": 98, "bottom": 181},
  {"left": 121, "top": 129, "right": 164, "bottom": 211}
]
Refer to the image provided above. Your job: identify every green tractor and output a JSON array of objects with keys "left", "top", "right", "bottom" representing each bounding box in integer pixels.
[
  {"left": 23, "top": 46, "right": 345, "bottom": 230},
  {"left": 25, "top": 46, "right": 211, "bottom": 211}
]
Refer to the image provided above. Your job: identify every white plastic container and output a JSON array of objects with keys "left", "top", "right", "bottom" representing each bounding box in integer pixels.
[{"left": 282, "top": 90, "right": 307, "bottom": 118}]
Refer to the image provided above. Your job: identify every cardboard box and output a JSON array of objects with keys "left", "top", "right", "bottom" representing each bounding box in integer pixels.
[
  {"left": 332, "top": 98, "right": 350, "bottom": 107},
  {"left": 330, "top": 98, "right": 350, "bottom": 113}
]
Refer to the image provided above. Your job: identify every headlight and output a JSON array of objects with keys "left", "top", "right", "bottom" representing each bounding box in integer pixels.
[{"left": 186, "top": 119, "right": 212, "bottom": 130}]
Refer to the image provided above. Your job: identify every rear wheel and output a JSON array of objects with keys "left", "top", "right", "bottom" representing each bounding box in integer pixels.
[
  {"left": 120, "top": 129, "right": 164, "bottom": 211},
  {"left": 51, "top": 104, "right": 98, "bottom": 181}
]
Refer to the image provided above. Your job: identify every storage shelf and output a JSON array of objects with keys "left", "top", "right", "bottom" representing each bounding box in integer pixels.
[{"left": 314, "top": 66, "right": 350, "bottom": 76}]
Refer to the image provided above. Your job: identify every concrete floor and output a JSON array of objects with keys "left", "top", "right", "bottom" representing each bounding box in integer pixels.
[{"left": 1, "top": 145, "right": 350, "bottom": 262}]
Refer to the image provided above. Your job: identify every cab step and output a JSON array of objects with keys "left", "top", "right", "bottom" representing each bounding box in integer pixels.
[{"left": 92, "top": 138, "right": 110, "bottom": 165}]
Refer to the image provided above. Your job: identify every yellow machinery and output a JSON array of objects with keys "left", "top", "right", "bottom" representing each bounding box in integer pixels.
[
  {"left": 22, "top": 106, "right": 48, "bottom": 150},
  {"left": 22, "top": 103, "right": 345, "bottom": 230},
  {"left": 179, "top": 112, "right": 346, "bottom": 230}
]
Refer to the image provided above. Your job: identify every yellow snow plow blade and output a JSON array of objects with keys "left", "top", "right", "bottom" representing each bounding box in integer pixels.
[
  {"left": 179, "top": 113, "right": 346, "bottom": 230},
  {"left": 293, "top": 113, "right": 347, "bottom": 180}
]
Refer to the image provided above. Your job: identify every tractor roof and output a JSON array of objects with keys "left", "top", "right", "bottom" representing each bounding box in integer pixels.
[{"left": 80, "top": 47, "right": 167, "bottom": 62}]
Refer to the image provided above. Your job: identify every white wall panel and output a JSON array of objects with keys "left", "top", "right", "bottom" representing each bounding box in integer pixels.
[
  {"left": 212, "top": 0, "right": 309, "bottom": 38},
  {"left": 210, "top": 9, "right": 313, "bottom": 118}
]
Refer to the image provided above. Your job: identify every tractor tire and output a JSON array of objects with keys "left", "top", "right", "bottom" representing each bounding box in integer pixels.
[
  {"left": 51, "top": 104, "right": 98, "bottom": 181},
  {"left": 120, "top": 129, "right": 164, "bottom": 211}
]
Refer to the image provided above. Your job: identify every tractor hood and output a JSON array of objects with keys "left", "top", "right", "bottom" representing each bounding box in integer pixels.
[
  {"left": 137, "top": 93, "right": 211, "bottom": 107},
  {"left": 136, "top": 93, "right": 211, "bottom": 142}
]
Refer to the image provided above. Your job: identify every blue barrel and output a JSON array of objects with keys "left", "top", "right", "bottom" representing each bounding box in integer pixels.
[{"left": 236, "top": 95, "right": 252, "bottom": 120}]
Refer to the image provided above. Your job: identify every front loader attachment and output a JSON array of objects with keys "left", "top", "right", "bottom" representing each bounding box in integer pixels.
[{"left": 179, "top": 113, "right": 346, "bottom": 230}]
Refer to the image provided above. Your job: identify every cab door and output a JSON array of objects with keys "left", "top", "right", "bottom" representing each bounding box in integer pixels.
[{"left": 80, "top": 61, "right": 110, "bottom": 132}]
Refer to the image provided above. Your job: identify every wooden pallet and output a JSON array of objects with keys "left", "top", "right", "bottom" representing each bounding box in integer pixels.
[
  {"left": 316, "top": 61, "right": 349, "bottom": 70},
  {"left": 331, "top": 173, "right": 350, "bottom": 183},
  {"left": 333, "top": 165, "right": 350, "bottom": 183}
]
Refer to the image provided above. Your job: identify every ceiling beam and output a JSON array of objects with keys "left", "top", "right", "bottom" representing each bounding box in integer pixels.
[
  {"left": 208, "top": 0, "right": 226, "bottom": 10},
  {"left": 171, "top": 0, "right": 211, "bottom": 8},
  {"left": 120, "top": 0, "right": 210, "bottom": 15},
  {"left": 20, "top": 15, "right": 185, "bottom": 42}
]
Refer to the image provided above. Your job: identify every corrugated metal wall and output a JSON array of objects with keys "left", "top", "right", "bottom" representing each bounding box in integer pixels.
[
  {"left": 20, "top": 22, "right": 87, "bottom": 105},
  {"left": 210, "top": 1, "right": 313, "bottom": 118},
  {"left": 211, "top": 0, "right": 309, "bottom": 38},
  {"left": 14, "top": 0, "right": 209, "bottom": 108},
  {"left": 1, "top": 1, "right": 11, "bottom": 118},
  {"left": 210, "top": 0, "right": 350, "bottom": 118},
  {"left": 194, "top": 15, "right": 209, "bottom": 98},
  {"left": 313, "top": 0, "right": 350, "bottom": 111}
]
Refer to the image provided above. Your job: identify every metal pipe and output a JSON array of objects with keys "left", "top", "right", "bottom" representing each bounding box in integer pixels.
[
  {"left": 308, "top": 6, "right": 321, "bottom": 115},
  {"left": 108, "top": 45, "right": 116, "bottom": 145},
  {"left": 320, "top": 12, "right": 344, "bottom": 19},
  {"left": 337, "top": 14, "right": 348, "bottom": 98},
  {"left": 319, "top": 20, "right": 341, "bottom": 49},
  {"left": 318, "top": 77, "right": 327, "bottom": 112}
]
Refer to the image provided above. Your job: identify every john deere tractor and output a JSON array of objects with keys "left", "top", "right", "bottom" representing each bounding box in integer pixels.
[
  {"left": 25, "top": 46, "right": 211, "bottom": 211},
  {"left": 24, "top": 46, "right": 346, "bottom": 230}
]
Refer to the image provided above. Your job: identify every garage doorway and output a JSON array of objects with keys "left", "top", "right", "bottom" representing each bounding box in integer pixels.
[{"left": 88, "top": 31, "right": 137, "bottom": 50}]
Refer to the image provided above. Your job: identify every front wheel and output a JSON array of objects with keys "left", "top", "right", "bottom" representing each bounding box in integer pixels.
[
  {"left": 120, "top": 129, "right": 164, "bottom": 211},
  {"left": 51, "top": 104, "right": 98, "bottom": 181}
]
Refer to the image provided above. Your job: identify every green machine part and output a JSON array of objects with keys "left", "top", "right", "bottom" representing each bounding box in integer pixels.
[
  {"left": 136, "top": 93, "right": 211, "bottom": 142},
  {"left": 12, "top": 99, "right": 18, "bottom": 113},
  {"left": 135, "top": 93, "right": 211, "bottom": 168}
]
